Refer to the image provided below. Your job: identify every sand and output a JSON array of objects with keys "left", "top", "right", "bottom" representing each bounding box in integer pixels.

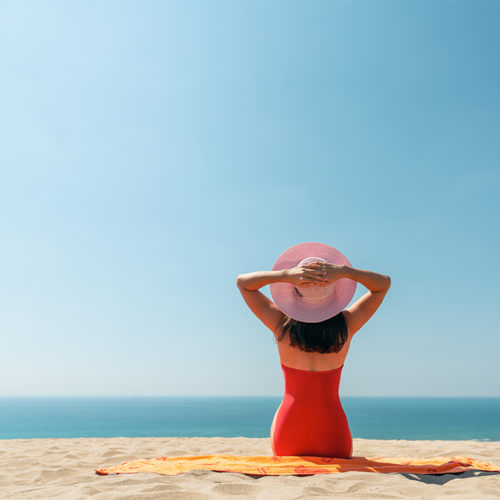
[{"left": 0, "top": 437, "right": 499, "bottom": 499}]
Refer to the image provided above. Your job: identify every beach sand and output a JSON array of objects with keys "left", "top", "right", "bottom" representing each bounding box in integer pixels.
[{"left": 0, "top": 437, "right": 499, "bottom": 499}]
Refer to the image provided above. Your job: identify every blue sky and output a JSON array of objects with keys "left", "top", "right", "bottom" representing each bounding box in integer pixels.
[{"left": 1, "top": 1, "right": 498, "bottom": 396}]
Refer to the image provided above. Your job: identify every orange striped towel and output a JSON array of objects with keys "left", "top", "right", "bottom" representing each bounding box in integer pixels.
[{"left": 95, "top": 454, "right": 500, "bottom": 476}]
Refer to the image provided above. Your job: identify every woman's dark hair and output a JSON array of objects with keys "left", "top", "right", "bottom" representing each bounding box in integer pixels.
[{"left": 275, "top": 311, "right": 348, "bottom": 353}]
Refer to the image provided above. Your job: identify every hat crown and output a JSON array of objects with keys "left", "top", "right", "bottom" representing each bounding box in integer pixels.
[
  {"left": 270, "top": 242, "right": 356, "bottom": 323},
  {"left": 296, "top": 257, "right": 336, "bottom": 301}
]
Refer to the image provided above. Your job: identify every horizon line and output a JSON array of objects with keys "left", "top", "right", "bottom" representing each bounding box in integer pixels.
[{"left": 1, "top": 394, "right": 499, "bottom": 398}]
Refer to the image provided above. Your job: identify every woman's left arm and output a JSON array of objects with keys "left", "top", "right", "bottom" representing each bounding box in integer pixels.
[
  {"left": 236, "top": 271, "right": 289, "bottom": 334},
  {"left": 236, "top": 264, "right": 327, "bottom": 333},
  {"left": 236, "top": 270, "right": 290, "bottom": 291}
]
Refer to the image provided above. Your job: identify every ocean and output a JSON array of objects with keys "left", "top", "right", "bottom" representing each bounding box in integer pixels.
[{"left": 1, "top": 397, "right": 499, "bottom": 441}]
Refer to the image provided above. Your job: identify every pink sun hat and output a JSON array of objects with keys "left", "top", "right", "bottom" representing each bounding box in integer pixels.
[{"left": 270, "top": 242, "right": 357, "bottom": 323}]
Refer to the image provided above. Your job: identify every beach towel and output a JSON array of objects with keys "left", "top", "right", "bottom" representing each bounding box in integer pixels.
[{"left": 95, "top": 454, "right": 500, "bottom": 476}]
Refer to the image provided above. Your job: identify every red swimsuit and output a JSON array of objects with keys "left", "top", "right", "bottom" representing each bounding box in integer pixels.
[{"left": 271, "top": 363, "right": 353, "bottom": 458}]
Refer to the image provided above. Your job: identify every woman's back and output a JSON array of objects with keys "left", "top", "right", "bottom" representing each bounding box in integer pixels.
[{"left": 275, "top": 326, "right": 353, "bottom": 371}]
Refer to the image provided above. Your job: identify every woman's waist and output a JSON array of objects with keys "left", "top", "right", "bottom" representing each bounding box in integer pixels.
[{"left": 281, "top": 391, "right": 342, "bottom": 406}]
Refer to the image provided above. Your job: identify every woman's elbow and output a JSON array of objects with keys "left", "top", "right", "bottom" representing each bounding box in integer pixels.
[{"left": 236, "top": 274, "right": 244, "bottom": 288}]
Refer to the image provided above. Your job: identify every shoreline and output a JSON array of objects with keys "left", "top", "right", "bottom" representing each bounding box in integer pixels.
[{"left": 1, "top": 437, "right": 499, "bottom": 498}]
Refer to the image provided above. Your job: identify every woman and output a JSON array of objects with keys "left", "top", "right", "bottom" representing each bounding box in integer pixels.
[{"left": 236, "top": 242, "right": 391, "bottom": 458}]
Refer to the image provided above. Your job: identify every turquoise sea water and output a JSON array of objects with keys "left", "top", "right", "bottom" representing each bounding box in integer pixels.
[{"left": 1, "top": 397, "right": 499, "bottom": 441}]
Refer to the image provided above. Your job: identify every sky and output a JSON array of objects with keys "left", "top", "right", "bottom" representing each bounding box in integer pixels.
[{"left": 0, "top": 0, "right": 499, "bottom": 397}]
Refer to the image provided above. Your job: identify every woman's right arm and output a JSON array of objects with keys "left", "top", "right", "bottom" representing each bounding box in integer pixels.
[
  {"left": 340, "top": 266, "right": 391, "bottom": 292},
  {"left": 340, "top": 266, "right": 391, "bottom": 337}
]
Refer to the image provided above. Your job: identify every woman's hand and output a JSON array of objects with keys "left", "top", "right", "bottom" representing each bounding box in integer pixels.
[
  {"left": 306, "top": 261, "right": 346, "bottom": 286},
  {"left": 285, "top": 263, "right": 329, "bottom": 287}
]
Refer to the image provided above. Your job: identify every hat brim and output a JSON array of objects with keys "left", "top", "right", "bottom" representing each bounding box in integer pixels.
[{"left": 270, "top": 242, "right": 357, "bottom": 323}]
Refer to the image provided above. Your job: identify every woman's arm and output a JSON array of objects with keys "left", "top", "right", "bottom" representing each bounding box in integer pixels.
[
  {"left": 306, "top": 261, "right": 390, "bottom": 292},
  {"left": 236, "top": 270, "right": 289, "bottom": 291},
  {"left": 337, "top": 265, "right": 391, "bottom": 336},
  {"left": 339, "top": 266, "right": 391, "bottom": 292},
  {"left": 237, "top": 264, "right": 327, "bottom": 291},
  {"left": 236, "top": 264, "right": 327, "bottom": 333},
  {"left": 305, "top": 261, "right": 391, "bottom": 335},
  {"left": 236, "top": 271, "right": 287, "bottom": 334}
]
